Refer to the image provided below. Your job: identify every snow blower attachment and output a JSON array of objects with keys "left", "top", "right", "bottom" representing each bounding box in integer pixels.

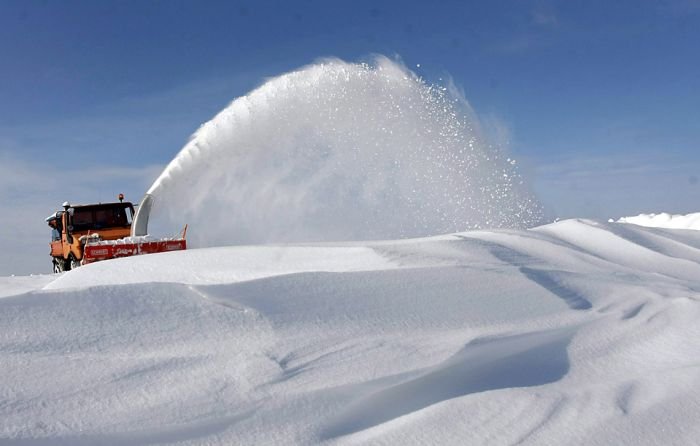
[{"left": 47, "top": 194, "right": 186, "bottom": 273}]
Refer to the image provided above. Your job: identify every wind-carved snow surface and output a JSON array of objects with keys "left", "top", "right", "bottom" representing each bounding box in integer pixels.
[
  {"left": 3, "top": 219, "right": 700, "bottom": 445},
  {"left": 146, "top": 56, "right": 541, "bottom": 246},
  {"left": 615, "top": 211, "right": 700, "bottom": 230}
]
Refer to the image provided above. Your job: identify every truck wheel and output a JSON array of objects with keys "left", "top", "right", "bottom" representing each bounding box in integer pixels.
[
  {"left": 66, "top": 254, "right": 80, "bottom": 270},
  {"left": 52, "top": 258, "right": 65, "bottom": 274}
]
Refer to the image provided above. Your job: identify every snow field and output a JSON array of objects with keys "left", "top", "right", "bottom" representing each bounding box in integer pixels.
[{"left": 1, "top": 219, "right": 700, "bottom": 445}]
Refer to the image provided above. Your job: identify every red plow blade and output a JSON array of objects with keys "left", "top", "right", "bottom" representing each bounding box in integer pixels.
[{"left": 83, "top": 239, "right": 186, "bottom": 265}]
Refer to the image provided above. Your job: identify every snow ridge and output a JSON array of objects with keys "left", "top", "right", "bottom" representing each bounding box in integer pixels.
[{"left": 615, "top": 211, "right": 700, "bottom": 230}]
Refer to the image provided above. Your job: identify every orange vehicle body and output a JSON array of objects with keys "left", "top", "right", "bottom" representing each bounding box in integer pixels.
[
  {"left": 47, "top": 201, "right": 136, "bottom": 272},
  {"left": 47, "top": 196, "right": 187, "bottom": 273}
]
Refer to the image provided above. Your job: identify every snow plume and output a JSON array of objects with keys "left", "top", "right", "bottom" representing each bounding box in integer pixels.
[{"left": 147, "top": 56, "right": 542, "bottom": 246}]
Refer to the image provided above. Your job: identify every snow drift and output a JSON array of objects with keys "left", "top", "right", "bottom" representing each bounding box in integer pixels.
[
  {"left": 2, "top": 219, "right": 700, "bottom": 445},
  {"left": 145, "top": 56, "right": 541, "bottom": 246},
  {"left": 615, "top": 211, "right": 700, "bottom": 230}
]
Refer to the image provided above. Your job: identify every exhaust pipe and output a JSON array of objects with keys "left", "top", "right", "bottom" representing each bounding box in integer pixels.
[{"left": 131, "top": 193, "right": 154, "bottom": 237}]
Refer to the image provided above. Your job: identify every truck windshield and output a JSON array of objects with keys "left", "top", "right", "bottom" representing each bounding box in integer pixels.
[{"left": 72, "top": 206, "right": 132, "bottom": 230}]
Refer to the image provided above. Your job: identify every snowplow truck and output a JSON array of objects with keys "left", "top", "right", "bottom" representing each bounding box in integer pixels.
[{"left": 46, "top": 194, "right": 186, "bottom": 273}]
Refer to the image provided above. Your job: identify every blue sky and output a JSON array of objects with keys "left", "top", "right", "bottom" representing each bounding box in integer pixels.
[{"left": 1, "top": 0, "right": 700, "bottom": 275}]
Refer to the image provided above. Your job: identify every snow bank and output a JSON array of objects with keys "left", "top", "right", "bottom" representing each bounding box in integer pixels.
[
  {"left": 614, "top": 211, "right": 700, "bottom": 230},
  {"left": 145, "top": 56, "right": 542, "bottom": 247},
  {"left": 2, "top": 219, "right": 700, "bottom": 445},
  {"left": 45, "top": 245, "right": 398, "bottom": 290},
  {"left": 83, "top": 234, "right": 179, "bottom": 246}
]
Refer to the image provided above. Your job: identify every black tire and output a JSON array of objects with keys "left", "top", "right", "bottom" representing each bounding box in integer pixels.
[
  {"left": 70, "top": 256, "right": 81, "bottom": 270},
  {"left": 52, "top": 258, "right": 66, "bottom": 274}
]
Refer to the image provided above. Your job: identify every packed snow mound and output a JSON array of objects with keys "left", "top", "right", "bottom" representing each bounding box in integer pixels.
[
  {"left": 2, "top": 219, "right": 700, "bottom": 445},
  {"left": 145, "top": 56, "right": 542, "bottom": 247},
  {"left": 615, "top": 211, "right": 700, "bottom": 230},
  {"left": 82, "top": 234, "right": 183, "bottom": 246}
]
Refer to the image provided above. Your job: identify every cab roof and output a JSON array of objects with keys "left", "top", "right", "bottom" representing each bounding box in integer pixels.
[{"left": 69, "top": 201, "right": 134, "bottom": 209}]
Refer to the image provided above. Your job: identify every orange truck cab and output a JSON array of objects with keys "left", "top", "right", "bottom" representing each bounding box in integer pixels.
[{"left": 47, "top": 198, "right": 135, "bottom": 273}]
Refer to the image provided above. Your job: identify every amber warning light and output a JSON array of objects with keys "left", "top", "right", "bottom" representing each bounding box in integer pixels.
[{"left": 118, "top": 193, "right": 124, "bottom": 203}]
